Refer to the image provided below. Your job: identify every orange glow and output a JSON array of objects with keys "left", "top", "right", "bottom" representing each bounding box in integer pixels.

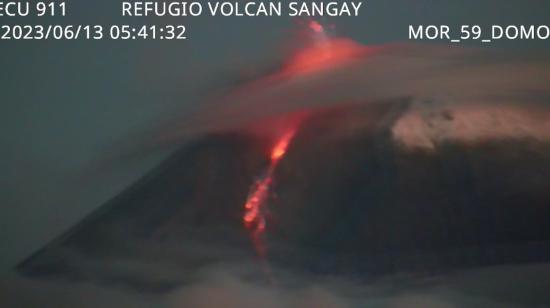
[
  {"left": 242, "top": 125, "right": 299, "bottom": 259},
  {"left": 270, "top": 129, "right": 297, "bottom": 162},
  {"left": 243, "top": 177, "right": 271, "bottom": 228},
  {"left": 282, "top": 38, "right": 367, "bottom": 75},
  {"left": 309, "top": 20, "right": 324, "bottom": 33}
]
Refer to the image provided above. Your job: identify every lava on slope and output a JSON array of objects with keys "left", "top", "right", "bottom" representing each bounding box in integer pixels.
[
  {"left": 241, "top": 20, "right": 367, "bottom": 261},
  {"left": 243, "top": 125, "right": 299, "bottom": 260}
]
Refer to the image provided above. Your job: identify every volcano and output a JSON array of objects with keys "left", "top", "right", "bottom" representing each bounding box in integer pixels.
[
  {"left": 12, "top": 29, "right": 550, "bottom": 304},
  {"left": 17, "top": 97, "right": 550, "bottom": 291}
]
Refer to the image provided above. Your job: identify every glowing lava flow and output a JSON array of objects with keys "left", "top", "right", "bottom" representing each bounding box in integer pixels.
[
  {"left": 241, "top": 20, "right": 362, "bottom": 260},
  {"left": 243, "top": 128, "right": 297, "bottom": 258}
]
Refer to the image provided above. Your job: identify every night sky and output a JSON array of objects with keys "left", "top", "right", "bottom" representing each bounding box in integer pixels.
[{"left": 2, "top": 0, "right": 550, "bottom": 272}]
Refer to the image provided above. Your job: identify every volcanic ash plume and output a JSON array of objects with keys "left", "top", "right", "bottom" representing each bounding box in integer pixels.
[{"left": 147, "top": 22, "right": 550, "bottom": 153}]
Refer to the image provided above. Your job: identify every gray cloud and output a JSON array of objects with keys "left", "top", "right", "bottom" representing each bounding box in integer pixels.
[
  {"left": 4, "top": 259, "right": 550, "bottom": 307},
  {"left": 129, "top": 43, "right": 550, "bottom": 155}
]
